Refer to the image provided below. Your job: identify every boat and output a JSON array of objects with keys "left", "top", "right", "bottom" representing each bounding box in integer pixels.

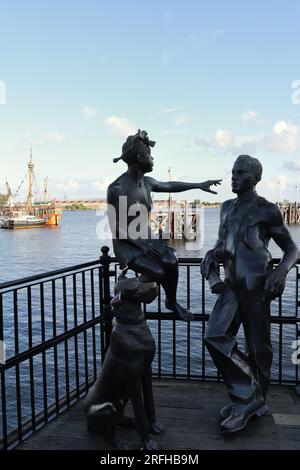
[
  {"left": 0, "top": 148, "right": 62, "bottom": 229},
  {"left": 33, "top": 202, "right": 62, "bottom": 226},
  {"left": 1, "top": 211, "right": 46, "bottom": 229}
]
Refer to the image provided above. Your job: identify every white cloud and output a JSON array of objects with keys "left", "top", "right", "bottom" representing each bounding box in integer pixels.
[
  {"left": 283, "top": 159, "right": 300, "bottom": 171},
  {"left": 175, "top": 114, "right": 189, "bottom": 125},
  {"left": 214, "top": 129, "right": 235, "bottom": 149},
  {"left": 265, "top": 175, "right": 289, "bottom": 191},
  {"left": 104, "top": 116, "right": 136, "bottom": 137},
  {"left": 82, "top": 106, "right": 97, "bottom": 119},
  {"left": 242, "top": 110, "right": 265, "bottom": 125},
  {"left": 264, "top": 120, "right": 300, "bottom": 154},
  {"left": 93, "top": 177, "right": 114, "bottom": 192},
  {"left": 26, "top": 131, "right": 64, "bottom": 145},
  {"left": 192, "top": 120, "right": 300, "bottom": 156}
]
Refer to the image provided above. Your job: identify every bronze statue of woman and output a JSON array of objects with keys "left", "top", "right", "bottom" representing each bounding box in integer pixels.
[{"left": 107, "top": 129, "right": 221, "bottom": 321}]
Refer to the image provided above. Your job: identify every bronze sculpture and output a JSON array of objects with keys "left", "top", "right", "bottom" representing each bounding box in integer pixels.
[
  {"left": 201, "top": 155, "right": 299, "bottom": 433},
  {"left": 84, "top": 274, "right": 165, "bottom": 450},
  {"left": 107, "top": 129, "right": 221, "bottom": 321}
]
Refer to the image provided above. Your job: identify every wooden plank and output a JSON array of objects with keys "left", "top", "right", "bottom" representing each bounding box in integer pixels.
[{"left": 16, "top": 381, "right": 300, "bottom": 451}]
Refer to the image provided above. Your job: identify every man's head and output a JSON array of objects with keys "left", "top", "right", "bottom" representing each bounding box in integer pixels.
[
  {"left": 231, "top": 155, "right": 263, "bottom": 194},
  {"left": 113, "top": 130, "right": 155, "bottom": 174}
]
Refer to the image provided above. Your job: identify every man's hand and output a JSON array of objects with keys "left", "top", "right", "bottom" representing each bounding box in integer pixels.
[
  {"left": 264, "top": 266, "right": 287, "bottom": 300},
  {"left": 201, "top": 249, "right": 219, "bottom": 279},
  {"left": 199, "top": 180, "right": 222, "bottom": 194}
]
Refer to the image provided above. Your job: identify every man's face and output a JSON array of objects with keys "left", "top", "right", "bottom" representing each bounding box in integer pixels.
[
  {"left": 137, "top": 144, "right": 154, "bottom": 173},
  {"left": 231, "top": 159, "right": 258, "bottom": 194}
]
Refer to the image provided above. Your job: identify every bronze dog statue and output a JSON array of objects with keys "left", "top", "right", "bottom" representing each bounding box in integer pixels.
[{"left": 84, "top": 274, "right": 165, "bottom": 450}]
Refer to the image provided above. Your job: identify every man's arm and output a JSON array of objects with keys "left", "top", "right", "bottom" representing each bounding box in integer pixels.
[
  {"left": 201, "top": 200, "right": 231, "bottom": 278},
  {"left": 265, "top": 204, "right": 299, "bottom": 298},
  {"left": 268, "top": 204, "right": 299, "bottom": 273},
  {"left": 145, "top": 176, "right": 222, "bottom": 195}
]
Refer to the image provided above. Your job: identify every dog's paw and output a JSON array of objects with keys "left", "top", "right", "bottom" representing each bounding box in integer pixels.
[
  {"left": 149, "top": 421, "right": 166, "bottom": 434},
  {"left": 140, "top": 439, "right": 159, "bottom": 451}
]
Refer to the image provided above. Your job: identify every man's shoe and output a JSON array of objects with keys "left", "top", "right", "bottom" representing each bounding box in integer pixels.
[
  {"left": 220, "top": 396, "right": 268, "bottom": 434},
  {"left": 219, "top": 403, "right": 232, "bottom": 420}
]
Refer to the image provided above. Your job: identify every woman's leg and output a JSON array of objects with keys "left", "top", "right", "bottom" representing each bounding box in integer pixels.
[{"left": 128, "top": 252, "right": 193, "bottom": 321}]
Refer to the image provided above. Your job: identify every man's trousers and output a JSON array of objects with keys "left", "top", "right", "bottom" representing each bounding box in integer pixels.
[{"left": 204, "top": 278, "right": 272, "bottom": 404}]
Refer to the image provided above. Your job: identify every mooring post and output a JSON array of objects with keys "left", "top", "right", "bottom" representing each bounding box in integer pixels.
[{"left": 99, "top": 246, "right": 113, "bottom": 361}]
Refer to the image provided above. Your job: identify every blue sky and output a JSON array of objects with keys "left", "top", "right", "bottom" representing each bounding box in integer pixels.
[{"left": 1, "top": 0, "right": 300, "bottom": 202}]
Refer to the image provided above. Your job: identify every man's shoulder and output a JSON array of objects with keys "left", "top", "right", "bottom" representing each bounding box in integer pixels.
[
  {"left": 256, "top": 196, "right": 280, "bottom": 212},
  {"left": 221, "top": 198, "right": 235, "bottom": 210},
  {"left": 256, "top": 196, "right": 284, "bottom": 224}
]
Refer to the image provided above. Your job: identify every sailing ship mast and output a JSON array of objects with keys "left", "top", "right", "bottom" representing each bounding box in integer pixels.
[
  {"left": 44, "top": 177, "right": 48, "bottom": 204},
  {"left": 26, "top": 146, "right": 34, "bottom": 213},
  {"left": 5, "top": 179, "right": 13, "bottom": 206}
]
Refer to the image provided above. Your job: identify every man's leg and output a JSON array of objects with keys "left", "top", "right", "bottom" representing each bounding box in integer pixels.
[
  {"left": 238, "top": 283, "right": 273, "bottom": 399},
  {"left": 205, "top": 284, "right": 259, "bottom": 404}
]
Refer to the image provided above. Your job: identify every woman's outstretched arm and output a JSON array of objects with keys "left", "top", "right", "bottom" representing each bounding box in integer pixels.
[{"left": 144, "top": 177, "right": 222, "bottom": 194}]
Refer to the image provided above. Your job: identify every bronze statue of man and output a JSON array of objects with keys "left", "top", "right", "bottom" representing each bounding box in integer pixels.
[
  {"left": 201, "top": 155, "right": 299, "bottom": 433},
  {"left": 107, "top": 129, "right": 221, "bottom": 321}
]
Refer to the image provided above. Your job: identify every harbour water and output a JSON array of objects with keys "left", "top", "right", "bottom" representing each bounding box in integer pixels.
[{"left": 1, "top": 208, "right": 300, "bottom": 283}]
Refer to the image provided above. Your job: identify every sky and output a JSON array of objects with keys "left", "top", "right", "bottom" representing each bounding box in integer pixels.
[{"left": 1, "top": 0, "right": 300, "bottom": 203}]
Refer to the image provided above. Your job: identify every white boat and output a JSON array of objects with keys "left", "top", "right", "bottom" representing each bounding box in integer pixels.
[{"left": 1, "top": 211, "right": 46, "bottom": 229}]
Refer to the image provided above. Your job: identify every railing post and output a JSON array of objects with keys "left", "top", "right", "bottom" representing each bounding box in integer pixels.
[{"left": 100, "top": 246, "right": 113, "bottom": 361}]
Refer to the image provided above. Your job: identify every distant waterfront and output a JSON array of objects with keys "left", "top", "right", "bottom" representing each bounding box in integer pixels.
[{"left": 0, "top": 208, "right": 300, "bottom": 284}]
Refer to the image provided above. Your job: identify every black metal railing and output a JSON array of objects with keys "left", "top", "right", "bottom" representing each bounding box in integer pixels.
[{"left": 0, "top": 246, "right": 299, "bottom": 450}]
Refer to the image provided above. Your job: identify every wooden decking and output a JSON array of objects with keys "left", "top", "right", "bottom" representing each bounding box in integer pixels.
[{"left": 16, "top": 380, "right": 300, "bottom": 451}]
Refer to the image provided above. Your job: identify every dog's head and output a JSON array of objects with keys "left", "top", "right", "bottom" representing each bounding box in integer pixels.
[{"left": 111, "top": 275, "right": 158, "bottom": 310}]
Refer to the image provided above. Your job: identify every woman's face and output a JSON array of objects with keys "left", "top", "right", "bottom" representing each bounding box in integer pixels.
[{"left": 137, "top": 144, "right": 154, "bottom": 173}]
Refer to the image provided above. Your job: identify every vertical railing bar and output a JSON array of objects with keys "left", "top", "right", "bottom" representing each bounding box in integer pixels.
[
  {"left": 187, "top": 265, "right": 191, "bottom": 379},
  {"left": 52, "top": 279, "right": 59, "bottom": 413},
  {"left": 90, "top": 269, "right": 97, "bottom": 380},
  {"left": 173, "top": 318, "right": 176, "bottom": 378},
  {"left": 158, "top": 284, "right": 162, "bottom": 378},
  {"left": 63, "top": 277, "right": 70, "bottom": 406},
  {"left": 296, "top": 266, "right": 298, "bottom": 318},
  {"left": 279, "top": 294, "right": 283, "bottom": 384},
  {"left": 82, "top": 271, "right": 89, "bottom": 391},
  {"left": 296, "top": 267, "right": 299, "bottom": 385},
  {"left": 0, "top": 370, "right": 7, "bottom": 450},
  {"left": 0, "top": 293, "right": 8, "bottom": 449},
  {"left": 201, "top": 268, "right": 206, "bottom": 380},
  {"left": 73, "top": 274, "right": 80, "bottom": 397},
  {"left": 27, "top": 286, "right": 36, "bottom": 431},
  {"left": 99, "top": 267, "right": 105, "bottom": 364},
  {"left": 13, "top": 290, "right": 22, "bottom": 442},
  {"left": 40, "top": 282, "right": 48, "bottom": 422}
]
